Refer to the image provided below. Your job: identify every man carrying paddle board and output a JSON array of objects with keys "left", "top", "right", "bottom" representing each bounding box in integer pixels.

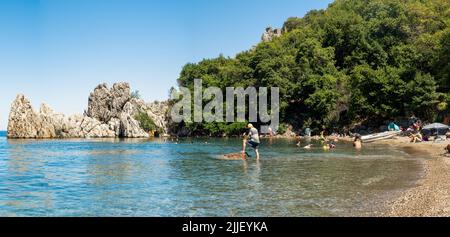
[{"left": 242, "top": 123, "right": 260, "bottom": 160}]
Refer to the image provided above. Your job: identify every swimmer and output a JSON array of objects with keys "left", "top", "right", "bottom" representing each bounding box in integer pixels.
[{"left": 353, "top": 134, "right": 362, "bottom": 149}]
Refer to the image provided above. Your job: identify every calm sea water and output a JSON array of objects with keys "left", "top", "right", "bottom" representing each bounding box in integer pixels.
[{"left": 0, "top": 131, "right": 423, "bottom": 217}]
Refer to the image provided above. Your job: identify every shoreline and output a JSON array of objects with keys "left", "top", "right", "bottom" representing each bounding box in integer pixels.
[{"left": 372, "top": 137, "right": 450, "bottom": 217}]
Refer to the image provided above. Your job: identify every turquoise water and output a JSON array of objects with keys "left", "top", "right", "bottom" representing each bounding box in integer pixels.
[{"left": 0, "top": 131, "right": 423, "bottom": 216}]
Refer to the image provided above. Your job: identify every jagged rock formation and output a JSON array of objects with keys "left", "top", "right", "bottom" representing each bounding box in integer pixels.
[
  {"left": 83, "top": 82, "right": 148, "bottom": 138},
  {"left": 85, "top": 82, "right": 131, "bottom": 123},
  {"left": 37, "top": 103, "right": 66, "bottom": 138},
  {"left": 7, "top": 82, "right": 169, "bottom": 139},
  {"left": 61, "top": 114, "right": 117, "bottom": 138},
  {"left": 261, "top": 27, "right": 282, "bottom": 42},
  {"left": 7, "top": 95, "right": 40, "bottom": 138}
]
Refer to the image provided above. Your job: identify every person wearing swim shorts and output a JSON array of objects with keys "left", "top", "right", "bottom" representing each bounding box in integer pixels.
[{"left": 242, "top": 123, "right": 260, "bottom": 160}]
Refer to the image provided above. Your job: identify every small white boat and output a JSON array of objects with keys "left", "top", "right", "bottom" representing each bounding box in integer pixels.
[{"left": 361, "top": 131, "right": 401, "bottom": 143}]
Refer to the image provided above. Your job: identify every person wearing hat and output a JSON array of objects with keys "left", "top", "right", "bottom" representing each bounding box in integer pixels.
[{"left": 242, "top": 123, "right": 260, "bottom": 160}]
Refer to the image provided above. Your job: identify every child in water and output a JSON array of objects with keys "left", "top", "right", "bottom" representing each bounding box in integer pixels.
[{"left": 323, "top": 142, "right": 336, "bottom": 150}]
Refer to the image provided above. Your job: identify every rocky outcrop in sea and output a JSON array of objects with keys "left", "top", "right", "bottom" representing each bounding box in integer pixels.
[{"left": 7, "top": 82, "right": 169, "bottom": 139}]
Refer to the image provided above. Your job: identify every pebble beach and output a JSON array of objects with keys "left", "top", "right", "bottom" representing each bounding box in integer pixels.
[{"left": 373, "top": 137, "right": 450, "bottom": 216}]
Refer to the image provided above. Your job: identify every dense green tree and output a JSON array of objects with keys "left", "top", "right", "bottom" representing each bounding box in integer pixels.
[{"left": 173, "top": 0, "right": 450, "bottom": 136}]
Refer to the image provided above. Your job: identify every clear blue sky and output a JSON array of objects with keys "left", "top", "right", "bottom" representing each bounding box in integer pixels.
[{"left": 0, "top": 0, "right": 333, "bottom": 130}]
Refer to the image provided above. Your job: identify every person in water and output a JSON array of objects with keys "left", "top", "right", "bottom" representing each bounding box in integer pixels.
[
  {"left": 323, "top": 141, "right": 336, "bottom": 150},
  {"left": 353, "top": 134, "right": 362, "bottom": 149},
  {"left": 320, "top": 130, "right": 326, "bottom": 142},
  {"left": 242, "top": 123, "right": 260, "bottom": 160},
  {"left": 268, "top": 127, "right": 273, "bottom": 138}
]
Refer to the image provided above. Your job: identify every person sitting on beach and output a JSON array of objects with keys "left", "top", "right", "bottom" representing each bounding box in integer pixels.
[
  {"left": 242, "top": 123, "right": 260, "bottom": 160},
  {"left": 410, "top": 132, "right": 423, "bottom": 143},
  {"left": 445, "top": 144, "right": 450, "bottom": 154},
  {"left": 408, "top": 120, "right": 423, "bottom": 142},
  {"left": 353, "top": 134, "right": 362, "bottom": 149}
]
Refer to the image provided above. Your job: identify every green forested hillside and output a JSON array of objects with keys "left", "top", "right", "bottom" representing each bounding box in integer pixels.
[{"left": 175, "top": 0, "right": 450, "bottom": 136}]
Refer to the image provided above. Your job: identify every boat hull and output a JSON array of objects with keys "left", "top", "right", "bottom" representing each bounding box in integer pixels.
[{"left": 362, "top": 131, "right": 400, "bottom": 143}]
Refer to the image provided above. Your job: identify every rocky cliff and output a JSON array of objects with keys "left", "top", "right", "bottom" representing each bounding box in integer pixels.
[
  {"left": 261, "top": 27, "right": 283, "bottom": 42},
  {"left": 7, "top": 82, "right": 169, "bottom": 139}
]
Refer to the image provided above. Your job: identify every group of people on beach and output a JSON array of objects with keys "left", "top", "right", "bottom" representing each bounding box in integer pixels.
[
  {"left": 407, "top": 114, "right": 450, "bottom": 144},
  {"left": 239, "top": 117, "right": 449, "bottom": 160},
  {"left": 384, "top": 114, "right": 450, "bottom": 156},
  {"left": 408, "top": 114, "right": 424, "bottom": 143}
]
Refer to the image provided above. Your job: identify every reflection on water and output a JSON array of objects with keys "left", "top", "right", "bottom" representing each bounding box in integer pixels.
[{"left": 0, "top": 133, "right": 424, "bottom": 217}]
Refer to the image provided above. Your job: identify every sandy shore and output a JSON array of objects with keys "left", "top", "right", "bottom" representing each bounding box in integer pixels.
[{"left": 371, "top": 137, "right": 450, "bottom": 217}]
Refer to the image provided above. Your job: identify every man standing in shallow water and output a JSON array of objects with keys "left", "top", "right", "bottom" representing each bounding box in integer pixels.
[{"left": 242, "top": 124, "right": 260, "bottom": 160}]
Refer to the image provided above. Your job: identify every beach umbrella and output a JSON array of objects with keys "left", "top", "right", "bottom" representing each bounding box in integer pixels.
[{"left": 422, "top": 123, "right": 449, "bottom": 136}]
